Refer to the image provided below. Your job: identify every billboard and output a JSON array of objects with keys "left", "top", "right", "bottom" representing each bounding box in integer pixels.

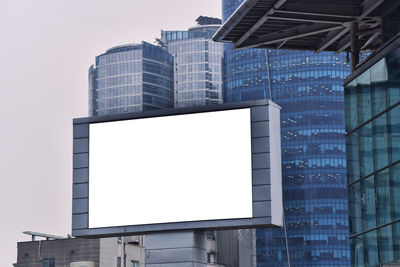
[{"left": 72, "top": 100, "right": 282, "bottom": 237}]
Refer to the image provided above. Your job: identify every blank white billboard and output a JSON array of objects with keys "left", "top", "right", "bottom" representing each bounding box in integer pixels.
[{"left": 89, "top": 108, "right": 253, "bottom": 228}]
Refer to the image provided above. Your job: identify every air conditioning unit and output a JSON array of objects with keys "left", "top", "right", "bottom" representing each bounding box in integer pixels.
[{"left": 70, "top": 261, "right": 95, "bottom": 267}]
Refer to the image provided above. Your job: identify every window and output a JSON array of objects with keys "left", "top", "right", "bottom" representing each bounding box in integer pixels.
[
  {"left": 131, "top": 261, "right": 139, "bottom": 267},
  {"left": 207, "top": 253, "right": 216, "bottom": 264},
  {"left": 42, "top": 258, "right": 55, "bottom": 267},
  {"left": 117, "top": 257, "right": 121, "bottom": 267}
]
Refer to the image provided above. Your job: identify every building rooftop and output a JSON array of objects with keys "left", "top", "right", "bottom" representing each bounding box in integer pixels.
[
  {"left": 213, "top": 0, "right": 400, "bottom": 53},
  {"left": 105, "top": 43, "right": 142, "bottom": 54}
]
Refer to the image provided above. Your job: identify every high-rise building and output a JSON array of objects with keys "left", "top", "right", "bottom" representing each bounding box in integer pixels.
[
  {"left": 256, "top": 50, "right": 351, "bottom": 267},
  {"left": 89, "top": 41, "right": 174, "bottom": 116},
  {"left": 221, "top": 1, "right": 351, "bottom": 266},
  {"left": 222, "top": 1, "right": 270, "bottom": 102},
  {"left": 162, "top": 16, "right": 224, "bottom": 108}
]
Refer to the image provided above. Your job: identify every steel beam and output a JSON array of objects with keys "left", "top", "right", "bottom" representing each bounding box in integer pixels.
[
  {"left": 267, "top": 16, "right": 346, "bottom": 25},
  {"left": 316, "top": 28, "right": 350, "bottom": 53},
  {"left": 235, "top": 0, "right": 287, "bottom": 47},
  {"left": 360, "top": 0, "right": 385, "bottom": 20},
  {"left": 361, "top": 32, "right": 382, "bottom": 50},
  {"left": 322, "top": 0, "right": 384, "bottom": 53},
  {"left": 241, "top": 24, "right": 343, "bottom": 48},
  {"left": 351, "top": 22, "right": 360, "bottom": 71},
  {"left": 273, "top": 10, "right": 358, "bottom": 19}
]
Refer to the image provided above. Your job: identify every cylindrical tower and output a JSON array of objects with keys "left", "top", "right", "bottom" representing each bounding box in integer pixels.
[
  {"left": 89, "top": 42, "right": 174, "bottom": 116},
  {"left": 163, "top": 18, "right": 224, "bottom": 108},
  {"left": 222, "top": 0, "right": 270, "bottom": 103},
  {"left": 222, "top": 1, "right": 351, "bottom": 266}
]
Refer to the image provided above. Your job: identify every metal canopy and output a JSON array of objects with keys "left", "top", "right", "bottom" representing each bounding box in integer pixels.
[{"left": 213, "top": 0, "right": 399, "bottom": 53}]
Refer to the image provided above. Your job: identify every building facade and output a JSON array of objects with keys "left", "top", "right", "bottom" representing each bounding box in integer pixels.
[
  {"left": 222, "top": 1, "right": 351, "bottom": 266},
  {"left": 257, "top": 50, "right": 351, "bottom": 267},
  {"left": 222, "top": 1, "right": 270, "bottom": 102},
  {"left": 162, "top": 16, "right": 223, "bottom": 108},
  {"left": 16, "top": 236, "right": 145, "bottom": 267},
  {"left": 89, "top": 41, "right": 174, "bottom": 116},
  {"left": 345, "top": 34, "right": 400, "bottom": 267}
]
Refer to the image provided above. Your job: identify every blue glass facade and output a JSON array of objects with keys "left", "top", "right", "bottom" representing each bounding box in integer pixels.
[
  {"left": 222, "top": 0, "right": 270, "bottom": 102},
  {"left": 89, "top": 42, "right": 173, "bottom": 116},
  {"left": 256, "top": 50, "right": 351, "bottom": 267},
  {"left": 222, "top": 1, "right": 351, "bottom": 266},
  {"left": 163, "top": 21, "right": 223, "bottom": 108}
]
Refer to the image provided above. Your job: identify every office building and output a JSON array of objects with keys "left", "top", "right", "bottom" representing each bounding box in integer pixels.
[
  {"left": 220, "top": 1, "right": 351, "bottom": 266},
  {"left": 161, "top": 16, "right": 223, "bottom": 108},
  {"left": 214, "top": 1, "right": 400, "bottom": 266},
  {"left": 257, "top": 49, "right": 351, "bottom": 266},
  {"left": 222, "top": 1, "right": 270, "bottom": 102},
  {"left": 88, "top": 41, "right": 174, "bottom": 116}
]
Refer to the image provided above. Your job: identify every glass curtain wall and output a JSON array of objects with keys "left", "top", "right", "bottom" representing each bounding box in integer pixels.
[
  {"left": 223, "top": 0, "right": 270, "bottom": 102},
  {"left": 222, "top": 1, "right": 351, "bottom": 266},
  {"left": 258, "top": 50, "right": 351, "bottom": 267},
  {"left": 89, "top": 42, "right": 173, "bottom": 116},
  {"left": 345, "top": 43, "right": 400, "bottom": 267},
  {"left": 163, "top": 23, "right": 223, "bottom": 108}
]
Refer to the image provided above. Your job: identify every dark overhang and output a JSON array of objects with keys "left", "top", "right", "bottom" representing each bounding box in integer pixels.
[{"left": 213, "top": 0, "right": 400, "bottom": 53}]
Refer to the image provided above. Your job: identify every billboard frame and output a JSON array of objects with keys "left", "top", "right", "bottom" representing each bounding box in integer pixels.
[{"left": 72, "top": 99, "right": 282, "bottom": 237}]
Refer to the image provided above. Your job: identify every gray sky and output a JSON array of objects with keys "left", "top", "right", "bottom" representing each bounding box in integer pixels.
[{"left": 0, "top": 1, "right": 221, "bottom": 265}]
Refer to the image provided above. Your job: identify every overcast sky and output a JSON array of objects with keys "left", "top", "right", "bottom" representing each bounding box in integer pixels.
[{"left": 0, "top": 1, "right": 221, "bottom": 265}]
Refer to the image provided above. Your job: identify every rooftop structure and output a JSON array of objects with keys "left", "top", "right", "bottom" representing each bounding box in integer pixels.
[
  {"left": 23, "top": 231, "right": 66, "bottom": 241},
  {"left": 213, "top": 0, "right": 400, "bottom": 70}
]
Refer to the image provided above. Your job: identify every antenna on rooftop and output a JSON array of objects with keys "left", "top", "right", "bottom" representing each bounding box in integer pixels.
[{"left": 23, "top": 231, "right": 66, "bottom": 241}]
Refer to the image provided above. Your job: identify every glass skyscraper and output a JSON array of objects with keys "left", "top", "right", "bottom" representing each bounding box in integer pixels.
[
  {"left": 222, "top": 1, "right": 351, "bottom": 266},
  {"left": 162, "top": 16, "right": 223, "bottom": 108},
  {"left": 222, "top": 1, "right": 270, "bottom": 102},
  {"left": 89, "top": 41, "right": 173, "bottom": 116},
  {"left": 257, "top": 50, "right": 351, "bottom": 267}
]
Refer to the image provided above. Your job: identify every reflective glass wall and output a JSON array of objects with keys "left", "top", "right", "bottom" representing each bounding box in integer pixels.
[
  {"left": 89, "top": 42, "right": 173, "bottom": 116},
  {"left": 345, "top": 42, "right": 400, "bottom": 267},
  {"left": 163, "top": 22, "right": 223, "bottom": 108},
  {"left": 222, "top": 1, "right": 351, "bottom": 266},
  {"left": 222, "top": 0, "right": 270, "bottom": 102},
  {"left": 257, "top": 50, "right": 351, "bottom": 267}
]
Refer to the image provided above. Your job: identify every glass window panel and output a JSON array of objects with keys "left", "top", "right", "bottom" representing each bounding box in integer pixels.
[
  {"left": 373, "top": 114, "right": 389, "bottom": 170},
  {"left": 361, "top": 176, "right": 377, "bottom": 230}
]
